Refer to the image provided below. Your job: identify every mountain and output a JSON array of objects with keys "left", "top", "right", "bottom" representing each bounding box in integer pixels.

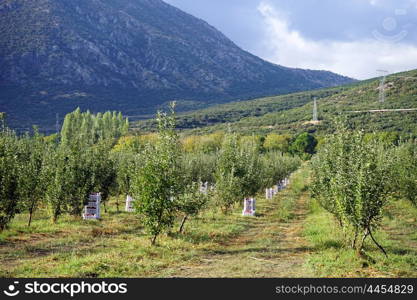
[
  {"left": 136, "top": 69, "right": 417, "bottom": 136},
  {"left": 0, "top": 0, "right": 353, "bottom": 131}
]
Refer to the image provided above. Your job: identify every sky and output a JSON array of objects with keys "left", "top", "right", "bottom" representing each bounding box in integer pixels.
[{"left": 164, "top": 0, "right": 417, "bottom": 79}]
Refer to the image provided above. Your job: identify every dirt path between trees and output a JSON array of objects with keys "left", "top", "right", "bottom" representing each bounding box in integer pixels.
[{"left": 161, "top": 191, "right": 313, "bottom": 278}]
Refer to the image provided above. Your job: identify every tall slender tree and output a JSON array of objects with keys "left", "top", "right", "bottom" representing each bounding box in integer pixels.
[{"left": 130, "top": 103, "right": 183, "bottom": 245}]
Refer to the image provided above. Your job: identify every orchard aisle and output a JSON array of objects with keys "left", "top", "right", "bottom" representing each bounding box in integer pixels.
[{"left": 161, "top": 175, "right": 314, "bottom": 277}]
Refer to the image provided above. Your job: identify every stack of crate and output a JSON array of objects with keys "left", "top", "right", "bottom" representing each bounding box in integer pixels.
[
  {"left": 242, "top": 198, "right": 256, "bottom": 217},
  {"left": 125, "top": 195, "right": 134, "bottom": 212},
  {"left": 82, "top": 193, "right": 101, "bottom": 220},
  {"left": 265, "top": 188, "right": 274, "bottom": 200}
]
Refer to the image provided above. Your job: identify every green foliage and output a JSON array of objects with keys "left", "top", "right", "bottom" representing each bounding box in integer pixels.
[
  {"left": 263, "top": 133, "right": 291, "bottom": 153},
  {"left": 181, "top": 132, "right": 224, "bottom": 153},
  {"left": 0, "top": 128, "right": 20, "bottom": 230},
  {"left": 89, "top": 141, "right": 117, "bottom": 211},
  {"left": 2, "top": 108, "right": 129, "bottom": 225},
  {"left": 61, "top": 108, "right": 128, "bottom": 149},
  {"left": 181, "top": 152, "right": 217, "bottom": 184},
  {"left": 391, "top": 141, "right": 417, "bottom": 205},
  {"left": 213, "top": 132, "right": 300, "bottom": 213},
  {"left": 239, "top": 138, "right": 264, "bottom": 197},
  {"left": 138, "top": 88, "right": 342, "bottom": 133},
  {"left": 43, "top": 108, "right": 129, "bottom": 220},
  {"left": 139, "top": 70, "right": 417, "bottom": 138},
  {"left": 364, "top": 132, "right": 400, "bottom": 146},
  {"left": 213, "top": 133, "right": 243, "bottom": 213},
  {"left": 43, "top": 143, "right": 114, "bottom": 221},
  {"left": 42, "top": 146, "right": 70, "bottom": 223},
  {"left": 289, "top": 132, "right": 318, "bottom": 159},
  {"left": 311, "top": 123, "right": 395, "bottom": 255},
  {"left": 261, "top": 151, "right": 302, "bottom": 189},
  {"left": 42, "top": 145, "right": 107, "bottom": 220},
  {"left": 17, "top": 128, "right": 50, "bottom": 226},
  {"left": 130, "top": 103, "right": 184, "bottom": 245},
  {"left": 176, "top": 181, "right": 209, "bottom": 233}
]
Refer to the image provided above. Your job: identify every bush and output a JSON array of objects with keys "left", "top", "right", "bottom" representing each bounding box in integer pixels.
[
  {"left": 290, "top": 133, "right": 318, "bottom": 159},
  {"left": 264, "top": 133, "right": 291, "bottom": 153}
]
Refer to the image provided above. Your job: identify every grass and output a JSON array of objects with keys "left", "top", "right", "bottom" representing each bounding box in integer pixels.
[
  {"left": 302, "top": 196, "right": 417, "bottom": 277},
  {"left": 0, "top": 200, "right": 252, "bottom": 277},
  {"left": 273, "top": 165, "right": 310, "bottom": 222}
]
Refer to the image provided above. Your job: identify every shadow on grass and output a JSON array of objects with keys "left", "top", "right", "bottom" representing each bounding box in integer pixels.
[
  {"left": 382, "top": 246, "right": 417, "bottom": 257},
  {"left": 203, "top": 246, "right": 313, "bottom": 256},
  {"left": 170, "top": 226, "right": 251, "bottom": 245},
  {"left": 320, "top": 240, "right": 345, "bottom": 250},
  {"left": 169, "top": 232, "right": 215, "bottom": 244}
]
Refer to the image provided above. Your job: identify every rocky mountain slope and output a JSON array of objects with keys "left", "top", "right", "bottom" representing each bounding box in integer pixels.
[{"left": 0, "top": 0, "right": 353, "bottom": 131}]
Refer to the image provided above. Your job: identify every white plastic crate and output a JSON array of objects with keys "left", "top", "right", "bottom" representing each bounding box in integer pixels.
[
  {"left": 125, "top": 195, "right": 134, "bottom": 212},
  {"left": 242, "top": 198, "right": 256, "bottom": 217},
  {"left": 82, "top": 193, "right": 101, "bottom": 220}
]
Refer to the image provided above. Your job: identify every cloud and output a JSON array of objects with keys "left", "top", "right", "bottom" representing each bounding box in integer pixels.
[
  {"left": 258, "top": 1, "right": 417, "bottom": 79},
  {"left": 369, "top": 0, "right": 381, "bottom": 6}
]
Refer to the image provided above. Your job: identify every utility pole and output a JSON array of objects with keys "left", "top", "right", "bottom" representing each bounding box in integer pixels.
[
  {"left": 313, "top": 97, "right": 318, "bottom": 122},
  {"left": 377, "top": 70, "right": 388, "bottom": 103}
]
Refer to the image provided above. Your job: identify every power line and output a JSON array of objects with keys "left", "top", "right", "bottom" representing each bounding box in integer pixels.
[
  {"left": 391, "top": 75, "right": 417, "bottom": 80},
  {"left": 346, "top": 108, "right": 417, "bottom": 113}
]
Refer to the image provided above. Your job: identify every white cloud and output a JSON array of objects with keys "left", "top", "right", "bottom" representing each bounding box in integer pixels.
[{"left": 257, "top": 1, "right": 417, "bottom": 79}]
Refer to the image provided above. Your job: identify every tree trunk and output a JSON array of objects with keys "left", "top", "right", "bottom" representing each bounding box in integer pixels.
[
  {"left": 357, "top": 229, "right": 369, "bottom": 256},
  {"left": 52, "top": 213, "right": 58, "bottom": 224},
  {"left": 179, "top": 215, "right": 188, "bottom": 234},
  {"left": 151, "top": 234, "right": 158, "bottom": 246},
  {"left": 27, "top": 201, "right": 36, "bottom": 227},
  {"left": 368, "top": 227, "right": 388, "bottom": 258},
  {"left": 351, "top": 229, "right": 358, "bottom": 249},
  {"left": 52, "top": 205, "right": 60, "bottom": 224}
]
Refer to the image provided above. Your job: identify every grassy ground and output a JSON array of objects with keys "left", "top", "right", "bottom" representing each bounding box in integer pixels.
[
  {"left": 0, "top": 201, "right": 252, "bottom": 277},
  {"left": 160, "top": 167, "right": 312, "bottom": 277},
  {"left": 1, "top": 166, "right": 416, "bottom": 278},
  {"left": 0, "top": 168, "right": 309, "bottom": 278}
]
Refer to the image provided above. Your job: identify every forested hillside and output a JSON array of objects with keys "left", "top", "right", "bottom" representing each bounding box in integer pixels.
[{"left": 136, "top": 69, "right": 417, "bottom": 136}]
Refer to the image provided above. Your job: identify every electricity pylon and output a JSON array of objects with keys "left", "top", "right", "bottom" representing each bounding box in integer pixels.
[
  {"left": 313, "top": 97, "right": 318, "bottom": 122},
  {"left": 55, "top": 113, "right": 60, "bottom": 133},
  {"left": 377, "top": 70, "right": 388, "bottom": 103}
]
